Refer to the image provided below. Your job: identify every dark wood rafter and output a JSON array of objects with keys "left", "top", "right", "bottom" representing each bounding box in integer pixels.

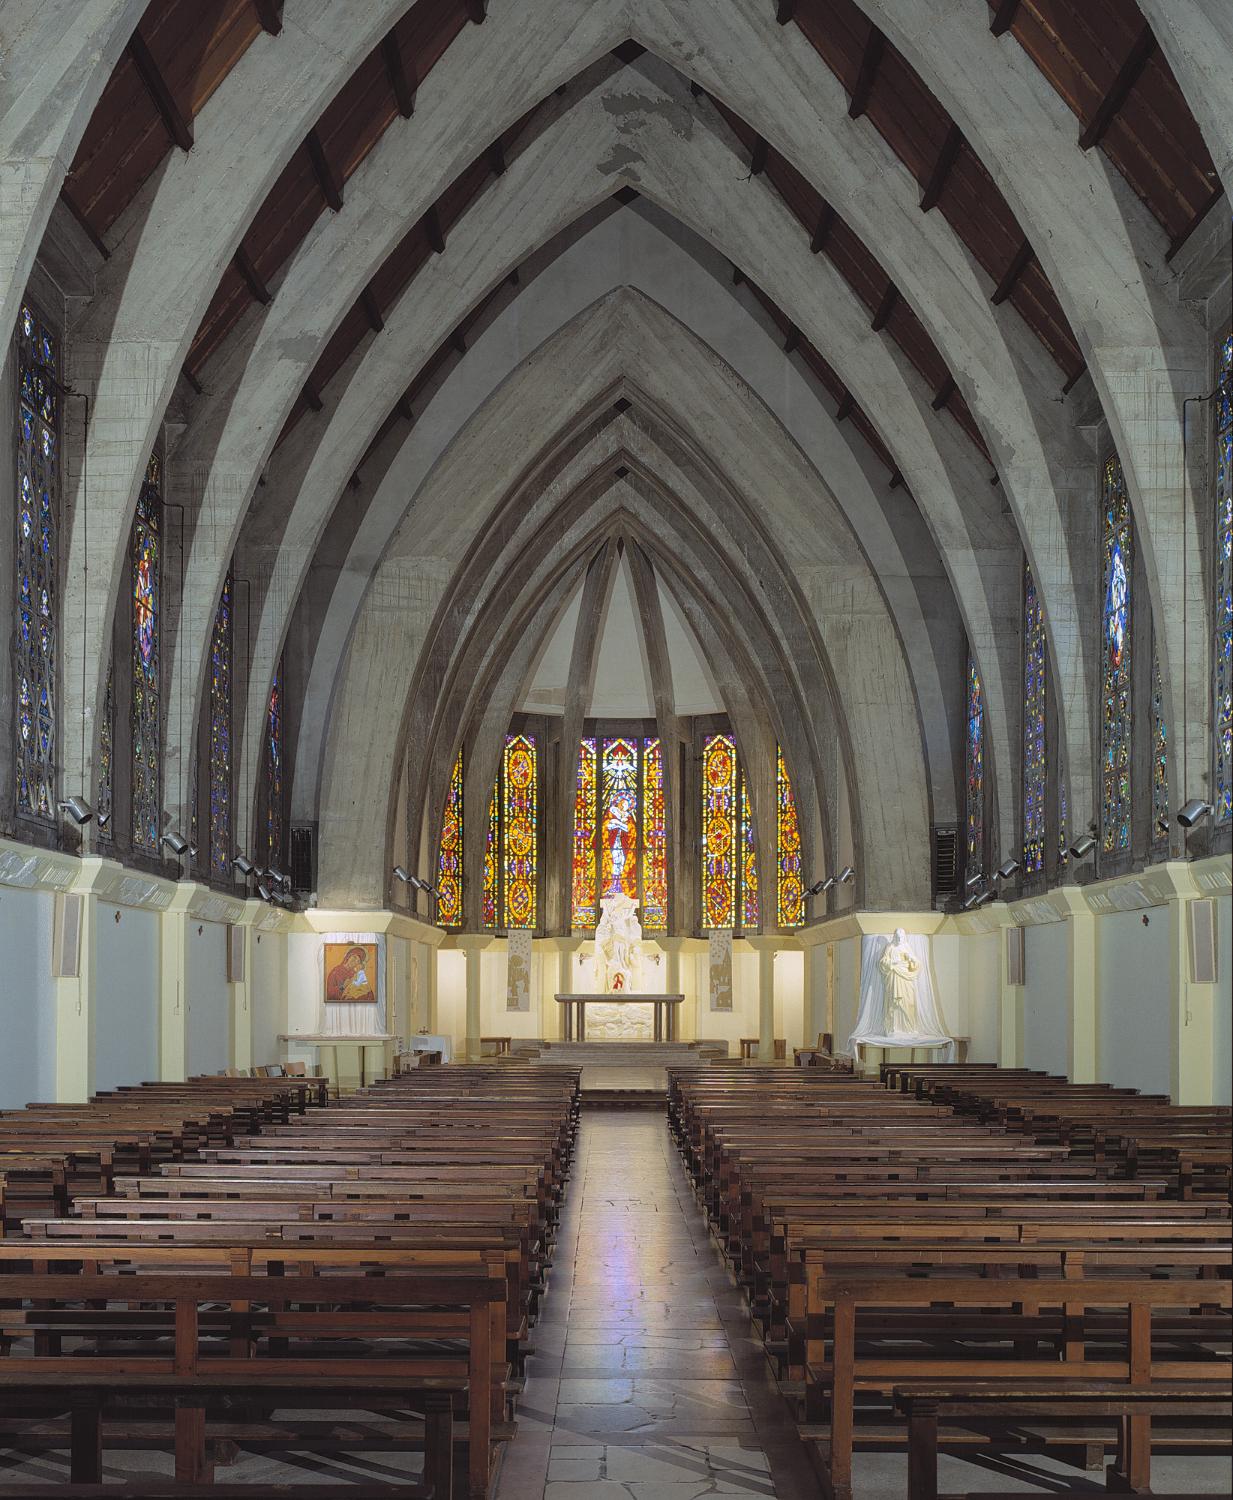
[
  {"left": 783, "top": 322, "right": 801, "bottom": 354},
  {"left": 809, "top": 202, "right": 835, "bottom": 254},
  {"left": 749, "top": 135, "right": 769, "bottom": 177},
  {"left": 425, "top": 205, "right": 446, "bottom": 254},
  {"left": 870, "top": 281, "right": 898, "bottom": 332},
  {"left": 59, "top": 184, "right": 111, "bottom": 260},
  {"left": 381, "top": 33, "right": 416, "bottom": 118},
  {"left": 466, "top": 0, "right": 487, "bottom": 23},
  {"left": 361, "top": 286, "right": 384, "bottom": 333},
  {"left": 731, "top": 263, "right": 745, "bottom": 287},
  {"left": 396, "top": 393, "right": 416, "bottom": 424},
  {"left": 252, "top": 0, "right": 283, "bottom": 34},
  {"left": 234, "top": 244, "right": 271, "bottom": 304},
  {"left": 847, "top": 23, "right": 884, "bottom": 120},
  {"left": 991, "top": 237, "right": 1034, "bottom": 305},
  {"left": 835, "top": 389, "right": 855, "bottom": 422},
  {"left": 919, "top": 122, "right": 963, "bottom": 212},
  {"left": 306, "top": 128, "right": 343, "bottom": 211},
  {"left": 931, "top": 375, "right": 956, "bottom": 411},
  {"left": 301, "top": 378, "right": 323, "bottom": 412},
  {"left": 127, "top": 28, "right": 193, "bottom": 151},
  {"left": 487, "top": 139, "right": 507, "bottom": 176},
  {"left": 450, "top": 328, "right": 467, "bottom": 355},
  {"left": 989, "top": 0, "right": 1020, "bottom": 37},
  {"left": 775, "top": 1, "right": 798, "bottom": 23},
  {"left": 1077, "top": 25, "right": 1157, "bottom": 152},
  {"left": 889, "top": 468, "right": 904, "bottom": 489}
]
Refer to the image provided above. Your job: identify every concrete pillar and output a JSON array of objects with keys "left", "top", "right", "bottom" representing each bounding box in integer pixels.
[
  {"left": 1159, "top": 864, "right": 1218, "bottom": 1105},
  {"left": 1053, "top": 887, "right": 1097, "bottom": 1083},
  {"left": 993, "top": 909, "right": 1024, "bottom": 1068},
  {"left": 748, "top": 936, "right": 778, "bottom": 1061},
  {"left": 230, "top": 907, "right": 257, "bottom": 1075},
  {"left": 159, "top": 885, "right": 195, "bottom": 1082},
  {"left": 456, "top": 935, "right": 489, "bottom": 1062},
  {"left": 797, "top": 929, "right": 829, "bottom": 1047},
  {"left": 422, "top": 942, "right": 438, "bottom": 1033},
  {"left": 552, "top": 938, "right": 585, "bottom": 1041},
  {"left": 53, "top": 862, "right": 104, "bottom": 1102}
]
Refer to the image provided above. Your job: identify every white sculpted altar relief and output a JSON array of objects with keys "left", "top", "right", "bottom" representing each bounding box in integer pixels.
[
  {"left": 848, "top": 927, "right": 955, "bottom": 1061},
  {"left": 879, "top": 929, "right": 920, "bottom": 1037},
  {"left": 589, "top": 892, "right": 652, "bottom": 1039}
]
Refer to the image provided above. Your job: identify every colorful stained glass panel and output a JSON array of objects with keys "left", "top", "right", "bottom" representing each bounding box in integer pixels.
[
  {"left": 1022, "top": 564, "right": 1046, "bottom": 874},
  {"left": 437, "top": 749, "right": 463, "bottom": 926},
  {"left": 1100, "top": 455, "right": 1132, "bottom": 853},
  {"left": 739, "top": 773, "right": 759, "bottom": 930},
  {"left": 266, "top": 663, "right": 284, "bottom": 868},
  {"left": 131, "top": 454, "right": 162, "bottom": 851},
  {"left": 1216, "top": 331, "right": 1232, "bottom": 821},
  {"left": 641, "top": 739, "right": 667, "bottom": 931},
  {"left": 571, "top": 738, "right": 597, "bottom": 929},
  {"left": 965, "top": 656, "right": 984, "bottom": 876},
  {"left": 502, "top": 734, "right": 537, "bottom": 929},
  {"left": 601, "top": 737, "right": 638, "bottom": 902},
  {"left": 702, "top": 734, "right": 737, "bottom": 929},
  {"left": 208, "top": 576, "right": 232, "bottom": 878},
  {"left": 483, "top": 785, "right": 498, "bottom": 928},
  {"left": 777, "top": 747, "right": 804, "bottom": 927},
  {"left": 1151, "top": 645, "right": 1168, "bottom": 845}
]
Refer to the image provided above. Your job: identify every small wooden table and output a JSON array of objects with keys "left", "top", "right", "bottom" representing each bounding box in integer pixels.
[
  {"left": 555, "top": 993, "right": 684, "bottom": 1042},
  {"left": 279, "top": 1033, "right": 395, "bottom": 1091},
  {"left": 740, "top": 1038, "right": 786, "bottom": 1059},
  {"left": 482, "top": 1036, "right": 512, "bottom": 1056}
]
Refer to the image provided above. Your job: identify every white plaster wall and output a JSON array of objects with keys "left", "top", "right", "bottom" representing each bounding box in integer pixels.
[
  {"left": 964, "top": 929, "right": 1001, "bottom": 1063},
  {"left": 94, "top": 901, "right": 159, "bottom": 1091},
  {"left": 185, "top": 920, "right": 231, "bottom": 1075},
  {"left": 285, "top": 931, "right": 323, "bottom": 1036},
  {"left": 776, "top": 950, "right": 804, "bottom": 1050},
  {"left": 931, "top": 931, "right": 965, "bottom": 1039},
  {"left": 833, "top": 936, "right": 860, "bottom": 1053},
  {"left": 251, "top": 928, "right": 287, "bottom": 1067},
  {"left": 1097, "top": 908, "right": 1172, "bottom": 1097},
  {"left": 435, "top": 950, "right": 466, "bottom": 1044},
  {"left": 0, "top": 884, "right": 55, "bottom": 1107},
  {"left": 387, "top": 934, "right": 409, "bottom": 1040},
  {"left": 1215, "top": 893, "right": 1232, "bottom": 1106},
  {"left": 1022, "top": 921, "right": 1070, "bottom": 1078}
]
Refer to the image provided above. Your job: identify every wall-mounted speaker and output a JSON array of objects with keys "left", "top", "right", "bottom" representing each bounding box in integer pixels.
[
  {"left": 1187, "top": 899, "right": 1216, "bottom": 985},
  {"left": 51, "top": 892, "right": 83, "bottom": 979},
  {"left": 1006, "top": 924, "right": 1026, "bottom": 987},
  {"left": 226, "top": 923, "right": 246, "bottom": 983}
]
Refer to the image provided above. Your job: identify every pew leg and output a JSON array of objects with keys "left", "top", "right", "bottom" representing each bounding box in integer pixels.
[
  {"left": 174, "top": 1402, "right": 210, "bottom": 1484},
  {"left": 907, "top": 1408, "right": 938, "bottom": 1500},
  {"left": 1108, "top": 1414, "right": 1151, "bottom": 1494},
  {"left": 423, "top": 1390, "right": 454, "bottom": 1500},
  {"left": 69, "top": 1398, "right": 102, "bottom": 1484}
]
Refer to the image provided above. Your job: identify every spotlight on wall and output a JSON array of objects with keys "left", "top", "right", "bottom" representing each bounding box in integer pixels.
[
  {"left": 822, "top": 875, "right": 837, "bottom": 892},
  {"left": 267, "top": 867, "right": 286, "bottom": 885},
  {"left": 997, "top": 857, "right": 1020, "bottom": 880},
  {"left": 188, "top": 843, "right": 199, "bottom": 859},
  {"left": 838, "top": 866, "right": 855, "bottom": 884},
  {"left": 256, "top": 882, "right": 273, "bottom": 903},
  {"left": 965, "top": 871, "right": 984, "bottom": 890},
  {"left": 805, "top": 877, "right": 827, "bottom": 896},
  {"left": 160, "top": 832, "right": 190, "bottom": 856},
  {"left": 96, "top": 810, "right": 111, "bottom": 831},
  {"left": 1069, "top": 834, "right": 1096, "bottom": 860},
  {"left": 977, "top": 887, "right": 997, "bottom": 906},
  {"left": 393, "top": 865, "right": 412, "bottom": 884},
  {"left": 961, "top": 890, "right": 982, "bottom": 911},
  {"left": 58, "top": 796, "right": 95, "bottom": 826},
  {"left": 1177, "top": 798, "right": 1213, "bottom": 829},
  {"left": 232, "top": 854, "right": 255, "bottom": 877}
]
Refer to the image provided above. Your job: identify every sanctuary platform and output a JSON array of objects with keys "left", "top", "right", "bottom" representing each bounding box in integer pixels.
[{"left": 533, "top": 1039, "right": 724, "bottom": 1108}]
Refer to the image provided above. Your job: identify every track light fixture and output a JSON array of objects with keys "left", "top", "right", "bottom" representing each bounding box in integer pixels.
[
  {"left": 838, "top": 866, "right": 855, "bottom": 884},
  {"left": 805, "top": 877, "right": 826, "bottom": 896},
  {"left": 393, "top": 865, "right": 412, "bottom": 884},
  {"left": 188, "top": 842, "right": 198, "bottom": 859},
  {"left": 232, "top": 854, "right": 255, "bottom": 877},
  {"left": 256, "top": 882, "right": 272, "bottom": 903},
  {"left": 58, "top": 796, "right": 95, "bottom": 826},
  {"left": 996, "top": 857, "right": 1019, "bottom": 880},
  {"left": 961, "top": 890, "right": 981, "bottom": 911},
  {"left": 96, "top": 810, "right": 111, "bottom": 830},
  {"left": 160, "top": 831, "right": 189, "bottom": 856},
  {"left": 1177, "top": 798, "right": 1213, "bottom": 829},
  {"left": 965, "top": 871, "right": 984, "bottom": 890},
  {"left": 1069, "top": 834, "right": 1096, "bottom": 860}
]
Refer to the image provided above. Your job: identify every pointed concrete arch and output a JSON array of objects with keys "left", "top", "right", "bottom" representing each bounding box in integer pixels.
[{"left": 316, "top": 287, "right": 926, "bottom": 912}]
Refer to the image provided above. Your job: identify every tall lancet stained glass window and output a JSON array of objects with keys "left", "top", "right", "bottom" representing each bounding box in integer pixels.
[
  {"left": 600, "top": 737, "right": 638, "bottom": 904},
  {"left": 436, "top": 749, "right": 463, "bottom": 927},
  {"left": 98, "top": 663, "right": 114, "bottom": 840},
  {"left": 702, "top": 733, "right": 738, "bottom": 928},
  {"left": 965, "top": 656, "right": 985, "bottom": 877},
  {"left": 641, "top": 739, "right": 667, "bottom": 931},
  {"left": 1022, "top": 564, "right": 1047, "bottom": 875},
  {"left": 1100, "top": 455, "right": 1133, "bottom": 852},
  {"left": 502, "top": 734, "right": 537, "bottom": 929},
  {"left": 777, "top": 747, "right": 804, "bottom": 927},
  {"left": 482, "top": 786, "right": 499, "bottom": 928},
  {"left": 1216, "top": 330, "right": 1232, "bottom": 821},
  {"left": 1151, "top": 645, "right": 1169, "bottom": 846},
  {"left": 131, "top": 453, "right": 162, "bottom": 852},
  {"left": 208, "top": 576, "right": 233, "bottom": 878},
  {"left": 739, "top": 772, "right": 758, "bottom": 929},
  {"left": 265, "top": 662, "right": 284, "bottom": 869},
  {"left": 570, "top": 737, "right": 668, "bottom": 932},
  {"left": 571, "top": 738, "right": 598, "bottom": 928},
  {"left": 15, "top": 301, "right": 58, "bottom": 820}
]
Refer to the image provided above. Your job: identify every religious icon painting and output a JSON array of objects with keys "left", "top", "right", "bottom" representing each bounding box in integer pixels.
[{"left": 324, "top": 942, "right": 378, "bottom": 1005}]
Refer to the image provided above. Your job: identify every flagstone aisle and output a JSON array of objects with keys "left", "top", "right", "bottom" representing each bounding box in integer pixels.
[{"left": 494, "top": 1109, "right": 816, "bottom": 1500}]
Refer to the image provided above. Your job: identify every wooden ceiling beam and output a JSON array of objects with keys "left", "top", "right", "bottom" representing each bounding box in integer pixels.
[
  {"left": 306, "top": 129, "right": 343, "bottom": 211},
  {"left": 1078, "top": 25, "right": 1156, "bottom": 151},
  {"left": 451, "top": 327, "right": 468, "bottom": 355},
  {"left": 128, "top": 29, "right": 193, "bottom": 152},
  {"left": 252, "top": 0, "right": 283, "bottom": 34},
  {"left": 731, "top": 263, "right": 745, "bottom": 287},
  {"left": 396, "top": 393, "right": 415, "bottom": 423},
  {"left": 889, "top": 468, "right": 904, "bottom": 489},
  {"left": 59, "top": 185, "right": 110, "bottom": 260},
  {"left": 989, "top": 0, "right": 1020, "bottom": 37},
  {"left": 847, "top": 25, "right": 884, "bottom": 120},
  {"left": 234, "top": 244, "right": 271, "bottom": 305},
  {"left": 487, "top": 138, "right": 506, "bottom": 176},
  {"left": 919, "top": 122, "right": 962, "bottom": 212},
  {"left": 835, "top": 389, "right": 855, "bottom": 422},
  {"left": 991, "top": 237, "right": 1033, "bottom": 304},
  {"left": 931, "top": 374, "right": 956, "bottom": 411},
  {"left": 783, "top": 323, "right": 801, "bottom": 354},
  {"left": 776, "top": 2, "right": 798, "bottom": 23},
  {"left": 749, "top": 135, "right": 769, "bottom": 176},
  {"left": 871, "top": 281, "right": 898, "bottom": 332},
  {"left": 424, "top": 205, "right": 446, "bottom": 254},
  {"left": 810, "top": 202, "right": 836, "bottom": 253},
  {"left": 466, "top": 0, "right": 488, "bottom": 22},
  {"left": 360, "top": 286, "right": 384, "bottom": 333},
  {"left": 381, "top": 33, "right": 416, "bottom": 118},
  {"left": 302, "top": 378, "right": 323, "bottom": 412}
]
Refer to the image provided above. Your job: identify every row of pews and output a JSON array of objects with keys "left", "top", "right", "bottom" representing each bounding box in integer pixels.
[
  {"left": 668, "top": 1062, "right": 1231, "bottom": 1500},
  {"left": 0, "top": 1065, "right": 580, "bottom": 1498}
]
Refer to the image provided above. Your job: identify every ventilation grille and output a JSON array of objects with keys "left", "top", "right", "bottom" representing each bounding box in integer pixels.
[
  {"left": 290, "top": 824, "right": 317, "bottom": 894},
  {"left": 932, "top": 825, "right": 959, "bottom": 898}
]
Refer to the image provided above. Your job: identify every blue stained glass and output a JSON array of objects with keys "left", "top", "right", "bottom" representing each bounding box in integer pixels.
[
  {"left": 1022, "top": 563, "right": 1046, "bottom": 874},
  {"left": 1216, "top": 332, "right": 1233, "bottom": 821},
  {"left": 1151, "top": 645, "right": 1168, "bottom": 845},
  {"left": 209, "top": 575, "right": 233, "bottom": 878},
  {"left": 1100, "top": 455, "right": 1132, "bottom": 853},
  {"left": 131, "top": 453, "right": 162, "bottom": 851},
  {"left": 266, "top": 660, "right": 284, "bottom": 867},
  {"left": 966, "top": 656, "right": 985, "bottom": 876}
]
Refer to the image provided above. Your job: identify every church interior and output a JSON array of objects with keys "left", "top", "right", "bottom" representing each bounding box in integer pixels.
[{"left": 0, "top": 1, "right": 1231, "bottom": 1496}]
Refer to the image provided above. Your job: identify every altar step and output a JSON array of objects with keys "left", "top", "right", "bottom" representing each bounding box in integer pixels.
[{"left": 530, "top": 1040, "right": 727, "bottom": 1108}]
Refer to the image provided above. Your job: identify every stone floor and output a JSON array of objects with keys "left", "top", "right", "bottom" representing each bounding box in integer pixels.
[{"left": 494, "top": 1110, "right": 1233, "bottom": 1500}]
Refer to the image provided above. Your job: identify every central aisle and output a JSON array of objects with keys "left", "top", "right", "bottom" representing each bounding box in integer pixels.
[{"left": 495, "top": 1108, "right": 816, "bottom": 1499}]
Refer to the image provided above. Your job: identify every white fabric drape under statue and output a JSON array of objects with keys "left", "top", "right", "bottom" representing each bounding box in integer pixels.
[{"left": 846, "top": 929, "right": 955, "bottom": 1061}]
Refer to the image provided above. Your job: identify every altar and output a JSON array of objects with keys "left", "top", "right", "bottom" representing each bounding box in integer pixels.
[{"left": 555, "top": 993, "right": 684, "bottom": 1042}]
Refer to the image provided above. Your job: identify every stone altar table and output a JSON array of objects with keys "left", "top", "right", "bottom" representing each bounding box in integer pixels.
[{"left": 555, "top": 993, "right": 684, "bottom": 1042}]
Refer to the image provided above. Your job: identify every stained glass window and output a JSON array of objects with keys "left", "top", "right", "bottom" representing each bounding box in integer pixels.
[
  {"left": 739, "top": 772, "right": 758, "bottom": 929},
  {"left": 131, "top": 453, "right": 162, "bottom": 852},
  {"left": 1100, "top": 454, "right": 1132, "bottom": 853},
  {"left": 1215, "top": 330, "right": 1232, "bottom": 821},
  {"left": 571, "top": 738, "right": 598, "bottom": 929},
  {"left": 502, "top": 733, "right": 537, "bottom": 929},
  {"left": 777, "top": 747, "right": 804, "bottom": 927},
  {"left": 702, "top": 733, "right": 738, "bottom": 928},
  {"left": 208, "top": 575, "right": 232, "bottom": 878},
  {"left": 265, "top": 662, "right": 284, "bottom": 869},
  {"left": 14, "top": 301, "right": 58, "bottom": 820},
  {"left": 97, "top": 663, "right": 114, "bottom": 840},
  {"left": 600, "top": 737, "right": 638, "bottom": 904},
  {"left": 641, "top": 739, "right": 667, "bottom": 931},
  {"left": 436, "top": 749, "right": 463, "bottom": 926},
  {"left": 1058, "top": 765, "right": 1069, "bottom": 868},
  {"left": 1151, "top": 644, "right": 1169, "bottom": 846},
  {"left": 482, "top": 786, "right": 499, "bottom": 927},
  {"left": 965, "top": 655, "right": 985, "bottom": 877},
  {"left": 1022, "top": 563, "right": 1047, "bottom": 875}
]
